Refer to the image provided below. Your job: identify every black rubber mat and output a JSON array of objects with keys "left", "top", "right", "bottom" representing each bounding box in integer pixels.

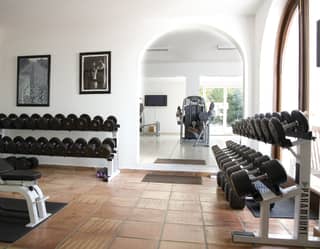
[
  {"left": 154, "top": 158, "right": 206, "bottom": 165},
  {"left": 0, "top": 197, "right": 67, "bottom": 243},
  {"left": 246, "top": 198, "right": 318, "bottom": 219},
  {"left": 142, "top": 174, "right": 202, "bottom": 185}
]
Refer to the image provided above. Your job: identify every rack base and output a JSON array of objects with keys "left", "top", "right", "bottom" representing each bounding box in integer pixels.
[{"left": 232, "top": 231, "right": 320, "bottom": 248}]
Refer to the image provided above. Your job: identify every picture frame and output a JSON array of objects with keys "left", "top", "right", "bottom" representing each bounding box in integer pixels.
[
  {"left": 79, "top": 51, "right": 111, "bottom": 94},
  {"left": 17, "top": 55, "right": 51, "bottom": 106}
]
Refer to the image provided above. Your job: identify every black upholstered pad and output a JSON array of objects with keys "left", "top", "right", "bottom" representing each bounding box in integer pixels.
[
  {"left": 1, "top": 170, "right": 41, "bottom": 181},
  {"left": 0, "top": 159, "right": 14, "bottom": 174}
]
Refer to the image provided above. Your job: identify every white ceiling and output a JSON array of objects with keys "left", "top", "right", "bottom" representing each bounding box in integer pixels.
[{"left": 143, "top": 29, "right": 242, "bottom": 63}]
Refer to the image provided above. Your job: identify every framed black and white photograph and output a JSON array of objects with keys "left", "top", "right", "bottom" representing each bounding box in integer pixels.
[
  {"left": 80, "top": 51, "right": 111, "bottom": 94},
  {"left": 17, "top": 55, "right": 51, "bottom": 106}
]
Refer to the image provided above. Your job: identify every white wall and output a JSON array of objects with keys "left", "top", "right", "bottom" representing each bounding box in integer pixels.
[
  {"left": 0, "top": 0, "right": 256, "bottom": 169},
  {"left": 143, "top": 77, "right": 185, "bottom": 133}
]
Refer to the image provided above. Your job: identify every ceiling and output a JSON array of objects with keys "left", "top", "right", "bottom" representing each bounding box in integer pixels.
[{"left": 143, "top": 29, "right": 242, "bottom": 63}]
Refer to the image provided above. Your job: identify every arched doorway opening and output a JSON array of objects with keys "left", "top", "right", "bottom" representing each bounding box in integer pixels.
[{"left": 138, "top": 26, "right": 245, "bottom": 171}]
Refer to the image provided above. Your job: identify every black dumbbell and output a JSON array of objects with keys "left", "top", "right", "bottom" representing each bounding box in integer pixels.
[
  {"left": 268, "top": 110, "right": 309, "bottom": 146},
  {"left": 13, "top": 136, "right": 28, "bottom": 154},
  {"left": 230, "top": 159, "right": 287, "bottom": 200},
  {"left": 76, "top": 114, "right": 91, "bottom": 130},
  {"left": 107, "top": 115, "right": 118, "bottom": 126},
  {"left": 85, "top": 137, "right": 101, "bottom": 156},
  {"left": 31, "top": 137, "right": 48, "bottom": 154},
  {"left": 12, "top": 113, "right": 29, "bottom": 129},
  {"left": 62, "top": 137, "right": 74, "bottom": 155},
  {"left": 0, "top": 136, "right": 12, "bottom": 153},
  {"left": 49, "top": 114, "right": 65, "bottom": 130},
  {"left": 103, "top": 138, "right": 116, "bottom": 152},
  {"left": 43, "top": 137, "right": 61, "bottom": 155},
  {"left": 90, "top": 116, "right": 103, "bottom": 130},
  {"left": 0, "top": 113, "right": 6, "bottom": 128},
  {"left": 6, "top": 136, "right": 18, "bottom": 153},
  {"left": 70, "top": 138, "right": 87, "bottom": 156},
  {"left": 1, "top": 114, "right": 18, "bottom": 129},
  {"left": 38, "top": 114, "right": 53, "bottom": 129},
  {"left": 25, "top": 136, "right": 37, "bottom": 154},
  {"left": 26, "top": 114, "right": 41, "bottom": 129},
  {"left": 62, "top": 114, "right": 78, "bottom": 130}
]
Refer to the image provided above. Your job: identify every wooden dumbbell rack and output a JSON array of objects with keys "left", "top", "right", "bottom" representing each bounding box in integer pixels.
[
  {"left": 232, "top": 135, "right": 320, "bottom": 247},
  {"left": 0, "top": 117, "right": 120, "bottom": 181}
]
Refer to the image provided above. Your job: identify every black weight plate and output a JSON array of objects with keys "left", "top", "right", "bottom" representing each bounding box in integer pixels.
[
  {"left": 67, "top": 114, "right": 78, "bottom": 120},
  {"left": 291, "top": 110, "right": 309, "bottom": 133},
  {"left": 88, "top": 137, "right": 102, "bottom": 146},
  {"left": 268, "top": 118, "right": 285, "bottom": 145},
  {"left": 103, "top": 120, "right": 115, "bottom": 131},
  {"left": 13, "top": 136, "right": 24, "bottom": 143},
  {"left": 49, "top": 137, "right": 61, "bottom": 145},
  {"left": 265, "top": 113, "right": 272, "bottom": 119},
  {"left": 260, "top": 118, "right": 274, "bottom": 144},
  {"left": 280, "top": 111, "right": 292, "bottom": 124},
  {"left": 62, "top": 137, "right": 74, "bottom": 145},
  {"left": 25, "top": 136, "right": 36, "bottom": 144},
  {"left": 75, "top": 138, "right": 87, "bottom": 146},
  {"left": 55, "top": 113, "right": 65, "bottom": 120},
  {"left": 38, "top": 137, "right": 49, "bottom": 145},
  {"left": 259, "top": 160, "right": 287, "bottom": 185},
  {"left": 43, "top": 113, "right": 53, "bottom": 119},
  {"left": 230, "top": 170, "right": 256, "bottom": 197},
  {"left": 8, "top": 113, "right": 18, "bottom": 119},
  {"left": 79, "top": 114, "right": 91, "bottom": 123},
  {"left": 107, "top": 115, "right": 117, "bottom": 124},
  {"left": 93, "top": 115, "right": 103, "bottom": 124},
  {"left": 75, "top": 117, "right": 88, "bottom": 130},
  {"left": 253, "top": 119, "right": 265, "bottom": 142},
  {"left": 0, "top": 113, "right": 6, "bottom": 119},
  {"left": 229, "top": 188, "right": 245, "bottom": 209},
  {"left": 31, "top": 114, "right": 41, "bottom": 119},
  {"left": 103, "top": 138, "right": 115, "bottom": 149},
  {"left": 272, "top": 112, "right": 282, "bottom": 121}
]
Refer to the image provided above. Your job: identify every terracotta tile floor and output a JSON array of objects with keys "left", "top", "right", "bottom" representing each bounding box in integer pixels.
[{"left": 0, "top": 166, "right": 318, "bottom": 249}]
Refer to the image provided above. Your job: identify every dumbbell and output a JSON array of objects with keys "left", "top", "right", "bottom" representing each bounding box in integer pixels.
[
  {"left": 62, "top": 137, "right": 74, "bottom": 156},
  {"left": 217, "top": 146, "right": 253, "bottom": 169},
  {"left": 13, "top": 136, "right": 28, "bottom": 154},
  {"left": 76, "top": 114, "right": 91, "bottom": 130},
  {"left": 26, "top": 114, "right": 41, "bottom": 129},
  {"left": 90, "top": 116, "right": 103, "bottom": 130},
  {"left": 0, "top": 136, "right": 12, "bottom": 153},
  {"left": 49, "top": 114, "right": 65, "bottom": 130},
  {"left": 31, "top": 137, "right": 48, "bottom": 154},
  {"left": 70, "top": 138, "right": 87, "bottom": 156},
  {"left": 103, "top": 119, "right": 116, "bottom": 131},
  {"left": 6, "top": 136, "right": 18, "bottom": 153},
  {"left": 222, "top": 151, "right": 263, "bottom": 201},
  {"left": 62, "top": 114, "right": 78, "bottom": 130},
  {"left": 24, "top": 136, "right": 37, "bottom": 154},
  {"left": 43, "top": 137, "right": 62, "bottom": 155},
  {"left": 107, "top": 115, "right": 119, "bottom": 127},
  {"left": 12, "top": 113, "right": 29, "bottom": 129},
  {"left": 214, "top": 144, "right": 246, "bottom": 163},
  {"left": 5, "top": 156, "right": 38, "bottom": 169},
  {"left": 102, "top": 138, "right": 116, "bottom": 152},
  {"left": 1, "top": 114, "right": 18, "bottom": 129},
  {"left": 0, "top": 113, "right": 6, "bottom": 128},
  {"left": 85, "top": 137, "right": 102, "bottom": 156},
  {"left": 38, "top": 114, "right": 53, "bottom": 129},
  {"left": 268, "top": 110, "right": 309, "bottom": 146},
  {"left": 230, "top": 159, "right": 287, "bottom": 201}
]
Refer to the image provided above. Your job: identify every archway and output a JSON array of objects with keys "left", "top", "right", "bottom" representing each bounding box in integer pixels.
[{"left": 138, "top": 26, "right": 245, "bottom": 171}]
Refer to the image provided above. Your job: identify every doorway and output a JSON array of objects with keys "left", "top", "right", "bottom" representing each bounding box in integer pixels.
[{"left": 139, "top": 28, "right": 244, "bottom": 171}]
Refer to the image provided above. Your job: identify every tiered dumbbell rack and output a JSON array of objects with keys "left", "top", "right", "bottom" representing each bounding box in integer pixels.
[
  {"left": 0, "top": 115, "right": 120, "bottom": 181},
  {"left": 231, "top": 115, "right": 320, "bottom": 247}
]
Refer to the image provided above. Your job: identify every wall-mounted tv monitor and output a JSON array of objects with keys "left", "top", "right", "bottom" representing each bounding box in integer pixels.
[{"left": 144, "top": 95, "right": 167, "bottom": 106}]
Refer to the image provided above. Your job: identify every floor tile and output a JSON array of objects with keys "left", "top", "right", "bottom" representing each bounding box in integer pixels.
[
  {"left": 171, "top": 192, "right": 199, "bottom": 201},
  {"left": 145, "top": 183, "right": 172, "bottom": 192},
  {"left": 162, "top": 223, "right": 205, "bottom": 243},
  {"left": 56, "top": 232, "right": 113, "bottom": 249},
  {"left": 105, "top": 196, "right": 138, "bottom": 207},
  {"left": 205, "top": 226, "right": 248, "bottom": 247},
  {"left": 159, "top": 241, "right": 206, "bottom": 249},
  {"left": 168, "top": 200, "right": 201, "bottom": 212},
  {"left": 77, "top": 217, "right": 121, "bottom": 235},
  {"left": 142, "top": 191, "right": 171, "bottom": 199},
  {"left": 137, "top": 198, "right": 168, "bottom": 210},
  {"left": 109, "top": 237, "right": 158, "bottom": 249},
  {"left": 93, "top": 205, "right": 133, "bottom": 220},
  {"left": 166, "top": 210, "right": 203, "bottom": 225},
  {"left": 13, "top": 227, "right": 70, "bottom": 249},
  {"left": 128, "top": 208, "right": 166, "bottom": 223},
  {"left": 118, "top": 221, "right": 162, "bottom": 240}
]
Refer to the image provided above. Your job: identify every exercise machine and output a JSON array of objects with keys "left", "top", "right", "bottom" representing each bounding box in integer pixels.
[
  {"left": 176, "top": 96, "right": 214, "bottom": 146},
  {"left": 0, "top": 159, "right": 51, "bottom": 227}
]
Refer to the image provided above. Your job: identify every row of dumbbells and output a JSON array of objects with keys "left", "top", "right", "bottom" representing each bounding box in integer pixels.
[
  {"left": 0, "top": 136, "right": 116, "bottom": 159},
  {"left": 232, "top": 110, "right": 310, "bottom": 147},
  {"left": 212, "top": 141, "right": 287, "bottom": 209},
  {"left": 3, "top": 156, "right": 39, "bottom": 170},
  {"left": 0, "top": 113, "right": 119, "bottom": 131}
]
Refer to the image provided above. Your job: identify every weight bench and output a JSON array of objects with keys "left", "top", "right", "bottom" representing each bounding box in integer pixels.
[{"left": 0, "top": 159, "right": 50, "bottom": 227}]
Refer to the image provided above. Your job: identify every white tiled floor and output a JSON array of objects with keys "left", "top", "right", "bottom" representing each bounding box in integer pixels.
[{"left": 139, "top": 134, "right": 236, "bottom": 173}]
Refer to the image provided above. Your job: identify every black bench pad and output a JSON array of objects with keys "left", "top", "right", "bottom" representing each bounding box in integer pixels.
[
  {"left": 1, "top": 170, "right": 41, "bottom": 181},
  {"left": 0, "top": 159, "right": 14, "bottom": 174}
]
